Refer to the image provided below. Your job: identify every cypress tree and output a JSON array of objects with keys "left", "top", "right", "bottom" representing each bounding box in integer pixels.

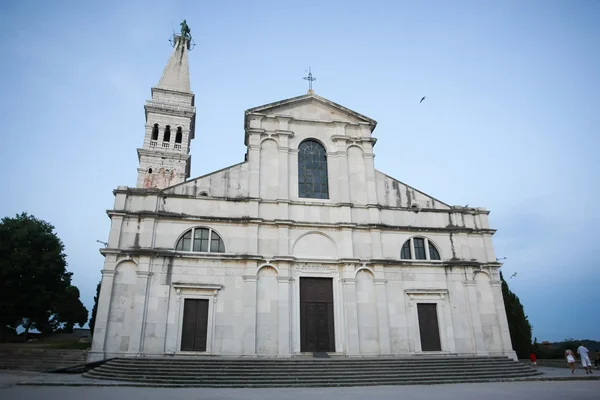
[{"left": 500, "top": 271, "right": 532, "bottom": 358}]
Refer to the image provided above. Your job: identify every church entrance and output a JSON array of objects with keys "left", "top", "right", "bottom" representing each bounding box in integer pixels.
[
  {"left": 417, "top": 303, "right": 442, "bottom": 351},
  {"left": 300, "top": 277, "right": 335, "bottom": 353},
  {"left": 181, "top": 299, "right": 209, "bottom": 351}
]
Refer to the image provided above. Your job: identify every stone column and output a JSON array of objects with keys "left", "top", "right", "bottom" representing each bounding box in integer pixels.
[
  {"left": 242, "top": 275, "right": 258, "bottom": 355},
  {"left": 465, "top": 281, "right": 486, "bottom": 354},
  {"left": 374, "top": 279, "right": 391, "bottom": 354},
  {"left": 88, "top": 268, "right": 115, "bottom": 362},
  {"left": 278, "top": 275, "right": 292, "bottom": 356},
  {"left": 128, "top": 270, "right": 153, "bottom": 354},
  {"left": 342, "top": 278, "right": 360, "bottom": 355}
]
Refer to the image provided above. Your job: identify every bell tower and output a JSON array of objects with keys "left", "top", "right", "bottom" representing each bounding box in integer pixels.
[{"left": 137, "top": 23, "right": 196, "bottom": 189}]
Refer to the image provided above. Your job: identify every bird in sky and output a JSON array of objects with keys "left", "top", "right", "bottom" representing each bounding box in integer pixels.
[
  {"left": 510, "top": 272, "right": 517, "bottom": 279},
  {"left": 420, "top": 96, "right": 426, "bottom": 103}
]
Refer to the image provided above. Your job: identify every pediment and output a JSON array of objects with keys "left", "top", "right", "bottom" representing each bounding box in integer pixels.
[{"left": 246, "top": 94, "right": 377, "bottom": 127}]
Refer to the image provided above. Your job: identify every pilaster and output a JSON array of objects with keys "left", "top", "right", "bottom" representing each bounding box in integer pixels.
[
  {"left": 128, "top": 270, "right": 153, "bottom": 354},
  {"left": 465, "top": 281, "right": 487, "bottom": 354},
  {"left": 278, "top": 274, "right": 292, "bottom": 356},
  {"left": 89, "top": 268, "right": 116, "bottom": 359},
  {"left": 341, "top": 277, "right": 360, "bottom": 355},
  {"left": 491, "top": 281, "right": 517, "bottom": 359},
  {"left": 374, "top": 279, "right": 391, "bottom": 354},
  {"left": 242, "top": 273, "right": 258, "bottom": 355}
]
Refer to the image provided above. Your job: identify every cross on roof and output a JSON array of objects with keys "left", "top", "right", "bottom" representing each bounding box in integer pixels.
[{"left": 303, "top": 67, "right": 316, "bottom": 92}]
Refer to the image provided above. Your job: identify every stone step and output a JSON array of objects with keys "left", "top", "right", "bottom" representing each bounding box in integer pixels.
[
  {"left": 95, "top": 364, "right": 534, "bottom": 374},
  {"left": 0, "top": 348, "right": 88, "bottom": 372},
  {"left": 108, "top": 357, "right": 517, "bottom": 366},
  {"left": 106, "top": 361, "right": 522, "bottom": 369},
  {"left": 109, "top": 355, "right": 511, "bottom": 362},
  {"left": 84, "top": 356, "right": 541, "bottom": 387},
  {"left": 87, "top": 369, "right": 539, "bottom": 380},
  {"left": 84, "top": 371, "right": 540, "bottom": 386}
]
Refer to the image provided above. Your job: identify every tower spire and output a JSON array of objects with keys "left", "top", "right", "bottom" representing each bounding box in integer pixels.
[
  {"left": 157, "top": 34, "right": 191, "bottom": 92},
  {"left": 136, "top": 23, "right": 196, "bottom": 189}
]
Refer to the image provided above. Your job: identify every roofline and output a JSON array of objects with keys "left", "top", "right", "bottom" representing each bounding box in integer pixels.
[
  {"left": 244, "top": 93, "right": 377, "bottom": 129},
  {"left": 160, "top": 161, "right": 247, "bottom": 192}
]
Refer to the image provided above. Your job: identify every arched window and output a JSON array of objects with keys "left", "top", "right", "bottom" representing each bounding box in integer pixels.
[
  {"left": 151, "top": 124, "right": 159, "bottom": 141},
  {"left": 175, "top": 227, "right": 225, "bottom": 253},
  {"left": 175, "top": 127, "right": 183, "bottom": 143},
  {"left": 163, "top": 125, "right": 171, "bottom": 142},
  {"left": 298, "top": 139, "right": 329, "bottom": 199},
  {"left": 400, "top": 237, "right": 442, "bottom": 261}
]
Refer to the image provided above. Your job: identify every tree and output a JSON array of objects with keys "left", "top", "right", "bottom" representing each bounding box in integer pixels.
[
  {"left": 89, "top": 281, "right": 101, "bottom": 335},
  {"left": 0, "top": 213, "right": 88, "bottom": 339},
  {"left": 500, "top": 271, "right": 532, "bottom": 358}
]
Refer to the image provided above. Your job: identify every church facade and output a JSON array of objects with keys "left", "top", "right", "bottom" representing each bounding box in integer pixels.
[{"left": 89, "top": 34, "right": 516, "bottom": 362}]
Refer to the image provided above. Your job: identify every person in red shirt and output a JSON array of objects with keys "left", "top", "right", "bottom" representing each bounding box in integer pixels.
[{"left": 529, "top": 352, "right": 537, "bottom": 367}]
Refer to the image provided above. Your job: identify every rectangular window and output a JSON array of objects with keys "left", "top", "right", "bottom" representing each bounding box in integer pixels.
[
  {"left": 210, "top": 236, "right": 224, "bottom": 253},
  {"left": 177, "top": 231, "right": 192, "bottom": 251},
  {"left": 193, "top": 229, "right": 209, "bottom": 252},
  {"left": 414, "top": 238, "right": 426, "bottom": 260},
  {"left": 401, "top": 242, "right": 412, "bottom": 259}
]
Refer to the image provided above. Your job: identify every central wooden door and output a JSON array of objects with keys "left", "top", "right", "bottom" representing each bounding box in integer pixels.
[
  {"left": 417, "top": 303, "right": 442, "bottom": 351},
  {"left": 300, "top": 277, "right": 335, "bottom": 352},
  {"left": 181, "top": 299, "right": 209, "bottom": 351}
]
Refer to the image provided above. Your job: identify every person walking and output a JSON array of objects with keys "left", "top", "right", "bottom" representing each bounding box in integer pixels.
[
  {"left": 529, "top": 352, "right": 537, "bottom": 368},
  {"left": 577, "top": 343, "right": 593, "bottom": 374},
  {"left": 565, "top": 349, "right": 577, "bottom": 374}
]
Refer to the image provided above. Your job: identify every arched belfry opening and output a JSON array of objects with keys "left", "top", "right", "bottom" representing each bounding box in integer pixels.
[{"left": 163, "top": 125, "right": 171, "bottom": 142}]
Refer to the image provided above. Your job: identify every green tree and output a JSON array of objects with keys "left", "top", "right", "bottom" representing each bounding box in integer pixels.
[
  {"left": 0, "top": 213, "right": 88, "bottom": 340},
  {"left": 88, "top": 281, "right": 101, "bottom": 335},
  {"left": 500, "top": 271, "right": 532, "bottom": 358}
]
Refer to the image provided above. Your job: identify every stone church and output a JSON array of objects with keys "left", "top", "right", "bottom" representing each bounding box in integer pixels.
[{"left": 89, "top": 33, "right": 516, "bottom": 362}]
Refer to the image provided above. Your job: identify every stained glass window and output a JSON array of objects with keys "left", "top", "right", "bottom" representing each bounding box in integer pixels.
[{"left": 298, "top": 140, "right": 329, "bottom": 199}]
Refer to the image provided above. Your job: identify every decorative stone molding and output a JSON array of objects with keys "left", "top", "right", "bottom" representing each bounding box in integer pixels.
[
  {"left": 101, "top": 269, "right": 116, "bottom": 277},
  {"left": 136, "top": 271, "right": 153, "bottom": 277},
  {"left": 340, "top": 278, "right": 356, "bottom": 285},
  {"left": 172, "top": 282, "right": 223, "bottom": 296},
  {"left": 405, "top": 288, "right": 449, "bottom": 307},
  {"left": 242, "top": 275, "right": 258, "bottom": 282},
  {"left": 374, "top": 279, "right": 388, "bottom": 285}
]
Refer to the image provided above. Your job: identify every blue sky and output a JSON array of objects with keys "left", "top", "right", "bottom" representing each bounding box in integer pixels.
[{"left": 0, "top": 0, "right": 598, "bottom": 342}]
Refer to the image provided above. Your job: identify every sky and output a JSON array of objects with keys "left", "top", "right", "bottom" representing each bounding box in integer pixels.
[{"left": 0, "top": 0, "right": 598, "bottom": 342}]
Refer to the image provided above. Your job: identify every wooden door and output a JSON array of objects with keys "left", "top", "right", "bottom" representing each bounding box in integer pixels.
[
  {"left": 417, "top": 303, "right": 442, "bottom": 351},
  {"left": 300, "top": 277, "right": 335, "bottom": 352},
  {"left": 181, "top": 299, "right": 209, "bottom": 351}
]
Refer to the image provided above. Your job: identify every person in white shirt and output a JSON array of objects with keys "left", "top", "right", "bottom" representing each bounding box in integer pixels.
[{"left": 577, "top": 344, "right": 593, "bottom": 374}]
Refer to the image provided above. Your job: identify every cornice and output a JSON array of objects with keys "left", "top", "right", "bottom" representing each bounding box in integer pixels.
[{"left": 104, "top": 209, "right": 496, "bottom": 235}]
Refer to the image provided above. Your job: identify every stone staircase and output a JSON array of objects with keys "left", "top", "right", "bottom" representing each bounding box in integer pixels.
[
  {"left": 0, "top": 345, "right": 89, "bottom": 372},
  {"left": 83, "top": 356, "right": 542, "bottom": 387}
]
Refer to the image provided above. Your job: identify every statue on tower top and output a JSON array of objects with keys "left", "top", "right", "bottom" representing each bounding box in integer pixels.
[{"left": 180, "top": 20, "right": 191, "bottom": 39}]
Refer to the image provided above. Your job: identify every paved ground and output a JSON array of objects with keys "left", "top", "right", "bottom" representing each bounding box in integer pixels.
[
  {"left": 0, "top": 380, "right": 598, "bottom": 400},
  {"left": 0, "top": 367, "right": 598, "bottom": 400}
]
